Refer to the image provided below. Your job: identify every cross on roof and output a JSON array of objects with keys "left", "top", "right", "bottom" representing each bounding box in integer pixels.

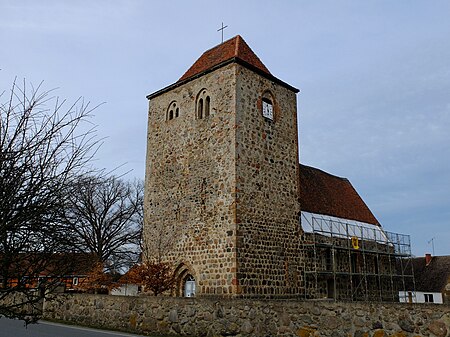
[{"left": 217, "top": 22, "right": 228, "bottom": 43}]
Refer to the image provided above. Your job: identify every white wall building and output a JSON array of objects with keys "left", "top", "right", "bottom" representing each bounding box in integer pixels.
[{"left": 399, "top": 254, "right": 450, "bottom": 304}]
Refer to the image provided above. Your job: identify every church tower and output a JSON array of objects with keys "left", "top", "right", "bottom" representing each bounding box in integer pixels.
[{"left": 144, "top": 36, "right": 303, "bottom": 297}]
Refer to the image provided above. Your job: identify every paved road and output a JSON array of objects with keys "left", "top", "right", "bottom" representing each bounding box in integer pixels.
[{"left": 0, "top": 318, "right": 146, "bottom": 337}]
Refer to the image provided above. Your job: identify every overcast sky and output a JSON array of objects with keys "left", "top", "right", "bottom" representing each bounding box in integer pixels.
[{"left": 1, "top": 1, "right": 449, "bottom": 257}]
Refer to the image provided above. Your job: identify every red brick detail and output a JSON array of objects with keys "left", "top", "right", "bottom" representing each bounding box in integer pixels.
[
  {"left": 178, "top": 35, "right": 271, "bottom": 82},
  {"left": 299, "top": 164, "right": 380, "bottom": 226}
]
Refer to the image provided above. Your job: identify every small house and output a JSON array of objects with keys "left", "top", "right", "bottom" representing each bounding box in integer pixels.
[{"left": 400, "top": 254, "right": 450, "bottom": 304}]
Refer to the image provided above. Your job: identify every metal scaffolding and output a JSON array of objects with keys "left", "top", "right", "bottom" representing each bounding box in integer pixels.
[{"left": 302, "top": 213, "right": 415, "bottom": 302}]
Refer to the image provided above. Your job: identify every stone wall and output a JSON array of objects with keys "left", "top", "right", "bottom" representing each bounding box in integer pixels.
[
  {"left": 144, "top": 63, "right": 238, "bottom": 296},
  {"left": 234, "top": 65, "right": 302, "bottom": 297},
  {"left": 43, "top": 294, "right": 450, "bottom": 337},
  {"left": 0, "top": 292, "right": 43, "bottom": 319},
  {"left": 144, "top": 60, "right": 304, "bottom": 298}
]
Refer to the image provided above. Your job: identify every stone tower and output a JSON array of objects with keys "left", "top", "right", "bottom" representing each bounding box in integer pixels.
[{"left": 144, "top": 36, "right": 303, "bottom": 297}]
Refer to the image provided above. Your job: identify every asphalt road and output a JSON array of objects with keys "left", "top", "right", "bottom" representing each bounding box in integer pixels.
[{"left": 0, "top": 318, "right": 146, "bottom": 337}]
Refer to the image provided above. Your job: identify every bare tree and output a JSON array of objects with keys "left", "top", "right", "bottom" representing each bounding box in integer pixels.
[
  {"left": 122, "top": 217, "right": 179, "bottom": 297},
  {"left": 63, "top": 175, "right": 143, "bottom": 273},
  {"left": 0, "top": 79, "right": 100, "bottom": 322}
]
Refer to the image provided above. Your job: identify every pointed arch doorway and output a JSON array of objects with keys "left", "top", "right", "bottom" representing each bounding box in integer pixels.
[
  {"left": 184, "top": 274, "right": 196, "bottom": 297},
  {"left": 174, "top": 263, "right": 197, "bottom": 297}
]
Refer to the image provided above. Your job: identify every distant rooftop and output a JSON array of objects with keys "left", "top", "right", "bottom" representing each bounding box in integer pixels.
[{"left": 407, "top": 255, "right": 450, "bottom": 292}]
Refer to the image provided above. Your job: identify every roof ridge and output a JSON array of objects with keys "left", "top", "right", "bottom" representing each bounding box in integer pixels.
[
  {"left": 300, "top": 163, "right": 348, "bottom": 181},
  {"left": 234, "top": 35, "right": 240, "bottom": 56}
]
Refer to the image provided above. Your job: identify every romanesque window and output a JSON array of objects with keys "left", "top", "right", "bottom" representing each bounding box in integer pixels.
[
  {"left": 198, "top": 99, "right": 203, "bottom": 119},
  {"left": 205, "top": 96, "right": 210, "bottom": 118},
  {"left": 196, "top": 89, "right": 211, "bottom": 119},
  {"left": 261, "top": 91, "right": 275, "bottom": 121},
  {"left": 167, "top": 101, "right": 179, "bottom": 121}
]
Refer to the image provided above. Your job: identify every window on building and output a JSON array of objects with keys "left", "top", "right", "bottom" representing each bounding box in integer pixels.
[
  {"left": 262, "top": 98, "right": 273, "bottom": 120},
  {"left": 73, "top": 277, "right": 79, "bottom": 286},
  {"left": 424, "top": 293, "right": 434, "bottom": 303},
  {"left": 196, "top": 89, "right": 211, "bottom": 120},
  {"left": 205, "top": 96, "right": 210, "bottom": 117},
  {"left": 261, "top": 90, "right": 276, "bottom": 121},
  {"left": 198, "top": 98, "right": 203, "bottom": 119},
  {"left": 167, "top": 101, "right": 179, "bottom": 121}
]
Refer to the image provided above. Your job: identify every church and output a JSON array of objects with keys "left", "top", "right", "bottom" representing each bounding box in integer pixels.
[{"left": 144, "top": 36, "right": 413, "bottom": 300}]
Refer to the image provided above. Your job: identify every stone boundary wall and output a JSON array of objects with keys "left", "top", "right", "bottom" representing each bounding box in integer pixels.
[
  {"left": 0, "top": 292, "right": 43, "bottom": 318},
  {"left": 43, "top": 294, "right": 450, "bottom": 337}
]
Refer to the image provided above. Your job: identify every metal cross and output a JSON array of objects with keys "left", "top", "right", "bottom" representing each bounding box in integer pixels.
[{"left": 217, "top": 22, "right": 228, "bottom": 43}]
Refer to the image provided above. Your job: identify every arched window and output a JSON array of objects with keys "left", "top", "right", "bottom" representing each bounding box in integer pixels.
[
  {"left": 198, "top": 99, "right": 203, "bottom": 119},
  {"left": 205, "top": 96, "right": 210, "bottom": 118},
  {"left": 174, "top": 263, "right": 197, "bottom": 297},
  {"left": 262, "top": 98, "right": 273, "bottom": 120},
  {"left": 261, "top": 91, "right": 275, "bottom": 121},
  {"left": 167, "top": 101, "right": 180, "bottom": 121},
  {"left": 196, "top": 89, "right": 212, "bottom": 120}
]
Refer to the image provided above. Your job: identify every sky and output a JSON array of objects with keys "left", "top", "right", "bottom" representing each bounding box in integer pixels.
[{"left": 1, "top": 0, "right": 449, "bottom": 257}]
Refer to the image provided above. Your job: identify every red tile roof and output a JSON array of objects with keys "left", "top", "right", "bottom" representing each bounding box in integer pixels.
[
  {"left": 299, "top": 164, "right": 380, "bottom": 226},
  {"left": 178, "top": 35, "right": 271, "bottom": 82},
  {"left": 147, "top": 35, "right": 298, "bottom": 99}
]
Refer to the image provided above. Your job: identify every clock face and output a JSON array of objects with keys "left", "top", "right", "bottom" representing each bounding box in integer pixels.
[{"left": 262, "top": 101, "right": 273, "bottom": 120}]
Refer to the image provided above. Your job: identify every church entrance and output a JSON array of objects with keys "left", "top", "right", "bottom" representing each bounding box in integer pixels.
[
  {"left": 184, "top": 275, "right": 196, "bottom": 297},
  {"left": 174, "top": 263, "right": 197, "bottom": 297}
]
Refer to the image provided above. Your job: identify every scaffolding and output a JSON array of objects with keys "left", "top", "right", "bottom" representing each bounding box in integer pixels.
[{"left": 302, "top": 213, "right": 415, "bottom": 302}]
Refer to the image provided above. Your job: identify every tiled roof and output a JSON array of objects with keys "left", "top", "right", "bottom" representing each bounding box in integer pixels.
[
  {"left": 299, "top": 164, "right": 380, "bottom": 226},
  {"left": 406, "top": 256, "right": 450, "bottom": 292},
  {"left": 178, "top": 35, "right": 271, "bottom": 82},
  {"left": 1, "top": 253, "right": 97, "bottom": 276}
]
